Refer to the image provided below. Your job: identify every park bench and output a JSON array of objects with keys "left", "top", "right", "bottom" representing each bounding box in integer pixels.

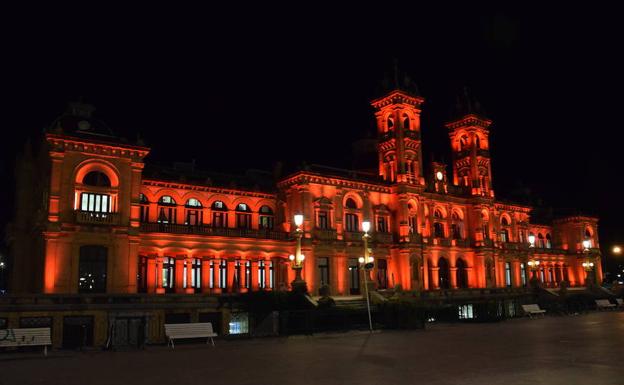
[
  {"left": 521, "top": 304, "right": 546, "bottom": 318},
  {"left": 616, "top": 298, "right": 624, "bottom": 308},
  {"left": 164, "top": 322, "right": 217, "bottom": 349},
  {"left": 595, "top": 299, "right": 616, "bottom": 310},
  {"left": 0, "top": 328, "right": 52, "bottom": 355}
]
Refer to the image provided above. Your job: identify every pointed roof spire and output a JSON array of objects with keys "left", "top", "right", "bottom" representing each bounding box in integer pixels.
[
  {"left": 453, "top": 86, "right": 487, "bottom": 118},
  {"left": 378, "top": 58, "right": 420, "bottom": 97}
]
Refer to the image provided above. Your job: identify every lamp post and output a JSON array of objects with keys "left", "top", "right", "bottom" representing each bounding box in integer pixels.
[
  {"left": 582, "top": 239, "right": 595, "bottom": 287},
  {"left": 527, "top": 234, "right": 541, "bottom": 288},
  {"left": 289, "top": 214, "right": 307, "bottom": 293},
  {"left": 359, "top": 221, "right": 374, "bottom": 332}
]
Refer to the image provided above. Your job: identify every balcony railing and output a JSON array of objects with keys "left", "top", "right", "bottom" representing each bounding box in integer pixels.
[
  {"left": 140, "top": 222, "right": 290, "bottom": 240},
  {"left": 343, "top": 231, "right": 364, "bottom": 242},
  {"left": 372, "top": 232, "right": 394, "bottom": 244},
  {"left": 313, "top": 228, "right": 338, "bottom": 241},
  {"left": 75, "top": 211, "right": 119, "bottom": 225}
]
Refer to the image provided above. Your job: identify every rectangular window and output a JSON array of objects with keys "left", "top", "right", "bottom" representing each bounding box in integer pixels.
[
  {"left": 140, "top": 206, "right": 149, "bottom": 222},
  {"left": 345, "top": 213, "right": 359, "bottom": 232},
  {"left": 245, "top": 261, "right": 251, "bottom": 289},
  {"left": 458, "top": 304, "right": 475, "bottom": 320},
  {"left": 236, "top": 213, "right": 252, "bottom": 229},
  {"left": 520, "top": 263, "right": 527, "bottom": 286},
  {"left": 377, "top": 259, "right": 388, "bottom": 289},
  {"left": 377, "top": 216, "right": 388, "bottom": 233},
  {"left": 269, "top": 261, "right": 274, "bottom": 289},
  {"left": 434, "top": 222, "right": 444, "bottom": 238},
  {"left": 212, "top": 212, "right": 226, "bottom": 227},
  {"left": 209, "top": 261, "right": 214, "bottom": 289},
  {"left": 258, "top": 260, "right": 266, "bottom": 289},
  {"left": 318, "top": 211, "right": 329, "bottom": 229},
  {"left": 219, "top": 260, "right": 227, "bottom": 290},
  {"left": 78, "top": 245, "right": 108, "bottom": 293},
  {"left": 408, "top": 216, "right": 416, "bottom": 233},
  {"left": 505, "top": 262, "right": 512, "bottom": 287},
  {"left": 318, "top": 257, "right": 329, "bottom": 287},
  {"left": 500, "top": 230, "right": 508, "bottom": 243},
  {"left": 451, "top": 224, "right": 461, "bottom": 239},
  {"left": 137, "top": 255, "right": 148, "bottom": 293},
  {"left": 80, "top": 193, "right": 111, "bottom": 213},
  {"left": 158, "top": 207, "right": 176, "bottom": 224},
  {"left": 186, "top": 210, "right": 201, "bottom": 225},
  {"left": 259, "top": 216, "right": 274, "bottom": 229}
]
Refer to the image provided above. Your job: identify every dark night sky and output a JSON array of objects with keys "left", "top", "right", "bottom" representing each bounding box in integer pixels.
[{"left": 2, "top": 5, "right": 622, "bottom": 273}]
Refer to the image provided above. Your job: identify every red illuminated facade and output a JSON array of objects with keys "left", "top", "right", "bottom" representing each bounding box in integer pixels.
[{"left": 10, "top": 90, "right": 603, "bottom": 296}]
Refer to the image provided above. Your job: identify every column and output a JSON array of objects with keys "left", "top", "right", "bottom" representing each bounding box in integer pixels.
[
  {"left": 251, "top": 260, "right": 259, "bottom": 291},
  {"left": 465, "top": 267, "right": 474, "bottom": 288},
  {"left": 431, "top": 267, "right": 440, "bottom": 289},
  {"left": 175, "top": 258, "right": 185, "bottom": 293},
  {"left": 227, "top": 259, "right": 236, "bottom": 292},
  {"left": 147, "top": 255, "right": 157, "bottom": 293},
  {"left": 449, "top": 267, "right": 458, "bottom": 289},
  {"left": 201, "top": 258, "right": 211, "bottom": 293},
  {"left": 185, "top": 256, "right": 194, "bottom": 294},
  {"left": 156, "top": 256, "right": 165, "bottom": 294},
  {"left": 264, "top": 260, "right": 271, "bottom": 290},
  {"left": 212, "top": 259, "right": 222, "bottom": 294}
]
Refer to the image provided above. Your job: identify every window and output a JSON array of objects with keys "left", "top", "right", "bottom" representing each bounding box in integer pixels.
[
  {"left": 183, "top": 258, "right": 201, "bottom": 290},
  {"left": 137, "top": 255, "right": 148, "bottom": 293},
  {"left": 185, "top": 198, "right": 203, "bottom": 225},
  {"left": 546, "top": 233, "right": 552, "bottom": 249},
  {"left": 451, "top": 224, "right": 461, "bottom": 239},
  {"left": 402, "top": 113, "right": 410, "bottom": 130},
  {"left": 345, "top": 198, "right": 357, "bottom": 209},
  {"left": 317, "top": 210, "right": 329, "bottom": 229},
  {"left": 458, "top": 304, "right": 475, "bottom": 320},
  {"left": 345, "top": 213, "right": 359, "bottom": 232},
  {"left": 258, "top": 260, "right": 266, "bottom": 289},
  {"left": 538, "top": 233, "right": 545, "bottom": 248},
  {"left": 157, "top": 196, "right": 177, "bottom": 224},
  {"left": 377, "top": 259, "right": 388, "bottom": 289},
  {"left": 162, "top": 257, "right": 175, "bottom": 292},
  {"left": 318, "top": 257, "right": 329, "bottom": 287},
  {"left": 259, "top": 206, "right": 274, "bottom": 229},
  {"left": 236, "top": 203, "right": 252, "bottom": 229},
  {"left": 408, "top": 203, "right": 417, "bottom": 234},
  {"left": 376, "top": 216, "right": 388, "bottom": 232},
  {"left": 269, "top": 261, "right": 274, "bottom": 289},
  {"left": 212, "top": 201, "right": 227, "bottom": 228},
  {"left": 244, "top": 261, "right": 251, "bottom": 289},
  {"left": 83, "top": 171, "right": 110, "bottom": 187},
  {"left": 219, "top": 260, "right": 227, "bottom": 290},
  {"left": 80, "top": 192, "right": 111, "bottom": 214},
  {"left": 78, "top": 246, "right": 107, "bottom": 293},
  {"left": 209, "top": 260, "right": 215, "bottom": 289},
  {"left": 520, "top": 263, "right": 527, "bottom": 286},
  {"left": 139, "top": 193, "right": 149, "bottom": 222},
  {"left": 505, "top": 262, "right": 512, "bottom": 287},
  {"left": 434, "top": 222, "right": 445, "bottom": 238},
  {"left": 451, "top": 211, "right": 463, "bottom": 239},
  {"left": 234, "top": 260, "right": 242, "bottom": 289}
]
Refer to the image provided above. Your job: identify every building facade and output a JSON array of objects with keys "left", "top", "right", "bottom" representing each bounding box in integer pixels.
[{"left": 9, "top": 89, "right": 603, "bottom": 298}]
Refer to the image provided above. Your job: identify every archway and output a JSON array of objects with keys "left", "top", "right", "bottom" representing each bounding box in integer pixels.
[
  {"left": 438, "top": 257, "right": 450, "bottom": 289},
  {"left": 456, "top": 258, "right": 468, "bottom": 289}
]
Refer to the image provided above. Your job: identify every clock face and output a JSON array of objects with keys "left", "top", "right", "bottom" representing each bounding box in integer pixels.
[{"left": 436, "top": 171, "right": 444, "bottom": 181}]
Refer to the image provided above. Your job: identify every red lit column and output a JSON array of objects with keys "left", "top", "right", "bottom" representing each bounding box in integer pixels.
[
  {"left": 431, "top": 267, "right": 440, "bottom": 289},
  {"left": 465, "top": 267, "right": 474, "bottom": 288},
  {"left": 201, "top": 258, "right": 210, "bottom": 293},
  {"left": 251, "top": 260, "right": 259, "bottom": 291},
  {"left": 175, "top": 258, "right": 185, "bottom": 293},
  {"left": 212, "top": 259, "right": 222, "bottom": 294},
  {"left": 264, "top": 260, "right": 271, "bottom": 290},
  {"left": 449, "top": 267, "right": 458, "bottom": 289},
  {"left": 156, "top": 256, "right": 165, "bottom": 294},
  {"left": 227, "top": 259, "right": 235, "bottom": 293},
  {"left": 185, "top": 256, "right": 194, "bottom": 294}
]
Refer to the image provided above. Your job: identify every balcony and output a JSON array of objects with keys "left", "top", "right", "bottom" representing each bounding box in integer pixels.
[
  {"left": 372, "top": 232, "right": 394, "bottom": 244},
  {"left": 140, "top": 222, "right": 290, "bottom": 241},
  {"left": 343, "top": 231, "right": 364, "bottom": 242},
  {"left": 501, "top": 242, "right": 530, "bottom": 251},
  {"left": 313, "top": 228, "right": 338, "bottom": 241},
  {"left": 75, "top": 211, "right": 119, "bottom": 225}
]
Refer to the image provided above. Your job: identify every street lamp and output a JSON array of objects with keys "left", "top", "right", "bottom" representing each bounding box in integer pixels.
[
  {"left": 582, "top": 239, "right": 595, "bottom": 286},
  {"left": 289, "top": 214, "right": 307, "bottom": 293},
  {"left": 359, "top": 220, "right": 374, "bottom": 332},
  {"left": 613, "top": 245, "right": 622, "bottom": 255}
]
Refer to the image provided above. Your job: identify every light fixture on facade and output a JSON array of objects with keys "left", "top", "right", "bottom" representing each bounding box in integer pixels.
[
  {"left": 528, "top": 234, "right": 535, "bottom": 247},
  {"left": 582, "top": 239, "right": 591, "bottom": 250},
  {"left": 436, "top": 171, "right": 444, "bottom": 181}
]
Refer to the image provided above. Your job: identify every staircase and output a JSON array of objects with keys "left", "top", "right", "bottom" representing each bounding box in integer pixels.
[{"left": 333, "top": 296, "right": 370, "bottom": 310}]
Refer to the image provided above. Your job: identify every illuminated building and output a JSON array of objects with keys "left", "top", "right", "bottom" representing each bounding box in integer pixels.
[{"left": 9, "top": 88, "right": 602, "bottom": 298}]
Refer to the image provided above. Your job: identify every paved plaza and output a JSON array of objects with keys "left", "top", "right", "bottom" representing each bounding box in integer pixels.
[{"left": 1, "top": 311, "right": 623, "bottom": 385}]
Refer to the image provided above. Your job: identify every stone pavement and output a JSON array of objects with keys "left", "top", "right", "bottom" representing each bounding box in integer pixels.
[{"left": 1, "top": 311, "right": 623, "bottom": 385}]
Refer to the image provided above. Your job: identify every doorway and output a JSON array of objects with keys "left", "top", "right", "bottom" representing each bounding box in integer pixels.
[{"left": 348, "top": 258, "right": 360, "bottom": 295}]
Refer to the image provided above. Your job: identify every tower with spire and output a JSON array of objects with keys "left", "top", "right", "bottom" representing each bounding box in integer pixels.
[
  {"left": 446, "top": 88, "right": 494, "bottom": 197},
  {"left": 371, "top": 66, "right": 424, "bottom": 185}
]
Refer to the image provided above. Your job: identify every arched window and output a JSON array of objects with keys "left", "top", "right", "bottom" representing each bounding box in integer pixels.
[
  {"left": 235, "top": 203, "right": 252, "bottom": 229},
  {"left": 82, "top": 171, "right": 111, "bottom": 187},
  {"left": 387, "top": 116, "right": 394, "bottom": 131},
  {"left": 481, "top": 210, "right": 490, "bottom": 240},
  {"left": 433, "top": 209, "right": 445, "bottom": 238},
  {"left": 185, "top": 198, "right": 203, "bottom": 226},
  {"left": 211, "top": 201, "right": 228, "bottom": 228},
  {"left": 139, "top": 193, "right": 149, "bottom": 222},
  {"left": 402, "top": 113, "right": 410, "bottom": 130},
  {"left": 259, "top": 205, "right": 274, "bottom": 230},
  {"left": 451, "top": 211, "right": 463, "bottom": 240},
  {"left": 500, "top": 215, "right": 511, "bottom": 242},
  {"left": 408, "top": 203, "right": 417, "bottom": 234},
  {"left": 456, "top": 258, "right": 468, "bottom": 289},
  {"left": 157, "top": 196, "right": 177, "bottom": 224},
  {"left": 537, "top": 233, "right": 545, "bottom": 248},
  {"left": 584, "top": 228, "right": 593, "bottom": 247},
  {"left": 459, "top": 135, "right": 469, "bottom": 151},
  {"left": 501, "top": 216, "right": 509, "bottom": 226},
  {"left": 545, "top": 233, "right": 552, "bottom": 249},
  {"left": 520, "top": 263, "right": 527, "bottom": 286},
  {"left": 475, "top": 136, "right": 481, "bottom": 149},
  {"left": 344, "top": 197, "right": 359, "bottom": 232},
  {"left": 438, "top": 257, "right": 450, "bottom": 289}
]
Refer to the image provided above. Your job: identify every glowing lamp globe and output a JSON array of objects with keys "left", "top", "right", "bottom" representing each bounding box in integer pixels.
[
  {"left": 294, "top": 214, "right": 304, "bottom": 227},
  {"left": 289, "top": 254, "right": 295, "bottom": 261},
  {"left": 528, "top": 234, "right": 535, "bottom": 246},
  {"left": 582, "top": 239, "right": 591, "bottom": 250},
  {"left": 362, "top": 221, "right": 371, "bottom": 233},
  {"left": 358, "top": 257, "right": 365, "bottom": 264}
]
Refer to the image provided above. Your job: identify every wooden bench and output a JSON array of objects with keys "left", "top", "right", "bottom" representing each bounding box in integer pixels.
[
  {"left": 595, "top": 299, "right": 616, "bottom": 310},
  {"left": 164, "top": 323, "right": 217, "bottom": 349},
  {"left": 521, "top": 304, "right": 546, "bottom": 318},
  {"left": 0, "top": 328, "right": 52, "bottom": 355}
]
